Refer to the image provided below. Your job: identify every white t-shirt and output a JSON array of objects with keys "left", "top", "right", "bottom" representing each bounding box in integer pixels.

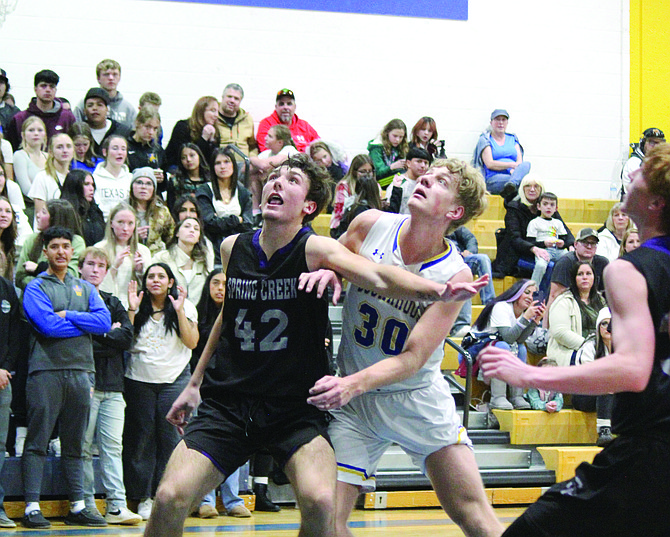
[
  {"left": 213, "top": 186, "right": 242, "bottom": 218},
  {"left": 126, "top": 298, "right": 198, "bottom": 384},
  {"left": 28, "top": 169, "right": 66, "bottom": 202},
  {"left": 487, "top": 301, "right": 520, "bottom": 355},
  {"left": 0, "top": 139, "right": 12, "bottom": 164},
  {"left": 258, "top": 145, "right": 299, "bottom": 159}
]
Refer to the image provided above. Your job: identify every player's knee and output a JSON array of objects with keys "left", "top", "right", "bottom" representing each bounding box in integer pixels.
[
  {"left": 299, "top": 486, "right": 336, "bottom": 519},
  {"left": 154, "top": 478, "right": 195, "bottom": 513}
]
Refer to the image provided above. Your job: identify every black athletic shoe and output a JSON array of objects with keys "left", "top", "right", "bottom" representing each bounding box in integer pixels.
[
  {"left": 22, "top": 510, "right": 51, "bottom": 528},
  {"left": 254, "top": 484, "right": 281, "bottom": 512},
  {"left": 64, "top": 507, "right": 108, "bottom": 527}
]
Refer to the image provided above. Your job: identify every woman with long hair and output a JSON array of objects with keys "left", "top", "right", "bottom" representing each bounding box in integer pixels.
[
  {"left": 128, "top": 167, "right": 174, "bottom": 254},
  {"left": 547, "top": 261, "right": 606, "bottom": 367},
  {"left": 13, "top": 116, "right": 47, "bottom": 197},
  {"left": 0, "top": 196, "right": 17, "bottom": 279},
  {"left": 196, "top": 147, "right": 252, "bottom": 264},
  {"left": 124, "top": 263, "right": 198, "bottom": 520},
  {"left": 126, "top": 107, "right": 166, "bottom": 190},
  {"left": 409, "top": 116, "right": 439, "bottom": 157},
  {"left": 152, "top": 217, "right": 213, "bottom": 305},
  {"left": 165, "top": 96, "right": 219, "bottom": 170},
  {"left": 167, "top": 143, "right": 211, "bottom": 210},
  {"left": 367, "top": 118, "right": 408, "bottom": 187},
  {"left": 332, "top": 174, "right": 382, "bottom": 239},
  {"left": 330, "top": 154, "right": 374, "bottom": 234},
  {"left": 60, "top": 169, "right": 105, "bottom": 246},
  {"left": 473, "top": 279, "right": 546, "bottom": 409},
  {"left": 95, "top": 202, "right": 152, "bottom": 309},
  {"left": 93, "top": 135, "right": 132, "bottom": 220},
  {"left": 596, "top": 202, "right": 633, "bottom": 261},
  {"left": 28, "top": 133, "right": 74, "bottom": 219},
  {"left": 69, "top": 122, "right": 103, "bottom": 174},
  {"left": 15, "top": 198, "right": 84, "bottom": 289},
  {"left": 618, "top": 226, "right": 640, "bottom": 256}
]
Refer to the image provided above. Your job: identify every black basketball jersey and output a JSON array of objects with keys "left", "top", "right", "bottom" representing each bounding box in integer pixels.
[
  {"left": 200, "top": 227, "right": 329, "bottom": 400},
  {"left": 613, "top": 236, "right": 670, "bottom": 438}
]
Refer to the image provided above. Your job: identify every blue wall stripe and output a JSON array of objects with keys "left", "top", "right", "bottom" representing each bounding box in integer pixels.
[{"left": 161, "top": 0, "right": 468, "bottom": 20}]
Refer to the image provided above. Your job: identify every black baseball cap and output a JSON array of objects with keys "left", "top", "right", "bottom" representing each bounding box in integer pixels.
[{"left": 85, "top": 87, "right": 110, "bottom": 105}]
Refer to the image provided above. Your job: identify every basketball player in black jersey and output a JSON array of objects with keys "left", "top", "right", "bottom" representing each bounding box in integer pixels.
[
  {"left": 144, "top": 154, "right": 488, "bottom": 537},
  {"left": 480, "top": 143, "right": 670, "bottom": 536}
]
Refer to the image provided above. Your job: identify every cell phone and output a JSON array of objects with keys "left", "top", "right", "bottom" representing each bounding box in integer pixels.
[{"left": 533, "top": 290, "right": 545, "bottom": 304}]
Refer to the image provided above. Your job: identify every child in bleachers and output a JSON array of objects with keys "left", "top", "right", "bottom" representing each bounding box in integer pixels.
[
  {"left": 526, "top": 192, "right": 571, "bottom": 291},
  {"left": 525, "top": 358, "right": 563, "bottom": 412},
  {"left": 368, "top": 118, "right": 408, "bottom": 187}
]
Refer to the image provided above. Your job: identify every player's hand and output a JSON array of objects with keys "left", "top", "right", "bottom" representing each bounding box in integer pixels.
[
  {"left": 298, "top": 269, "right": 342, "bottom": 305},
  {"left": 440, "top": 274, "right": 489, "bottom": 302},
  {"left": 307, "top": 375, "right": 358, "bottom": 410},
  {"left": 55, "top": 310, "right": 67, "bottom": 318},
  {"left": 479, "top": 345, "right": 533, "bottom": 387},
  {"left": 166, "top": 384, "right": 201, "bottom": 435},
  {"left": 545, "top": 400, "right": 558, "bottom": 413}
]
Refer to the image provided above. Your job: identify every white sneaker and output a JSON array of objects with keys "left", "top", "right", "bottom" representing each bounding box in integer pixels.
[
  {"left": 105, "top": 506, "right": 142, "bottom": 525},
  {"left": 137, "top": 498, "right": 153, "bottom": 520},
  {"left": 452, "top": 325, "right": 471, "bottom": 338}
]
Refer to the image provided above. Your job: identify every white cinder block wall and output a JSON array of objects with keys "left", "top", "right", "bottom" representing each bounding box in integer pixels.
[{"left": 0, "top": 0, "right": 629, "bottom": 198}]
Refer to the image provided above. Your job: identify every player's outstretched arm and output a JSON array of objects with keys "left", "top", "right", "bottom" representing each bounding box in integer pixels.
[
  {"left": 308, "top": 270, "right": 470, "bottom": 410},
  {"left": 305, "top": 229, "right": 485, "bottom": 303},
  {"left": 480, "top": 259, "right": 654, "bottom": 395}
]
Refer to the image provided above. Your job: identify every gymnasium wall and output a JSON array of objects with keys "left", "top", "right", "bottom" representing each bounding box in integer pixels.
[
  {"left": 0, "top": 0, "right": 630, "bottom": 197},
  {"left": 629, "top": 0, "right": 670, "bottom": 146}
]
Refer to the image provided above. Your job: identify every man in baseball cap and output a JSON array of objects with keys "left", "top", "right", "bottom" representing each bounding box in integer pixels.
[
  {"left": 620, "top": 127, "right": 666, "bottom": 196},
  {"left": 82, "top": 87, "right": 131, "bottom": 155},
  {"left": 548, "top": 227, "right": 609, "bottom": 306},
  {"left": 256, "top": 88, "right": 320, "bottom": 153}
]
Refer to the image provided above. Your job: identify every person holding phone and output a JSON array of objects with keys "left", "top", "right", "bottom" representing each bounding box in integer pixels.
[{"left": 473, "top": 279, "right": 546, "bottom": 409}]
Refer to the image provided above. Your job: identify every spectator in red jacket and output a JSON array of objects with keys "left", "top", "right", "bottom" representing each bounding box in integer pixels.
[{"left": 256, "top": 89, "right": 319, "bottom": 153}]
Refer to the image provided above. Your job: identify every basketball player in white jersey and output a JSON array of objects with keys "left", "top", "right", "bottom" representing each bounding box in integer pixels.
[
  {"left": 307, "top": 158, "right": 504, "bottom": 537},
  {"left": 144, "top": 154, "right": 488, "bottom": 537}
]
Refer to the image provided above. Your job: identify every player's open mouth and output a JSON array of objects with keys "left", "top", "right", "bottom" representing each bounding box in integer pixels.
[
  {"left": 267, "top": 194, "right": 283, "bottom": 205},
  {"left": 412, "top": 188, "right": 426, "bottom": 199}
]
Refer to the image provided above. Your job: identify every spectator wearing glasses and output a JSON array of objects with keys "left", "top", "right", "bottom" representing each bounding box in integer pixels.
[{"left": 548, "top": 228, "right": 609, "bottom": 309}]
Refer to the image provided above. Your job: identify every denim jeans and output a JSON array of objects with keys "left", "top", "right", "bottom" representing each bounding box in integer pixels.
[
  {"left": 463, "top": 254, "right": 495, "bottom": 305},
  {"left": 83, "top": 390, "right": 128, "bottom": 511},
  {"left": 0, "top": 382, "right": 11, "bottom": 507},
  {"left": 531, "top": 247, "right": 566, "bottom": 291},
  {"left": 201, "top": 467, "right": 244, "bottom": 511},
  {"left": 485, "top": 161, "right": 531, "bottom": 194}
]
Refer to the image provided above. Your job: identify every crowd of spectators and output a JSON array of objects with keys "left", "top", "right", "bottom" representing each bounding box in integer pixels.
[{"left": 0, "top": 58, "right": 648, "bottom": 528}]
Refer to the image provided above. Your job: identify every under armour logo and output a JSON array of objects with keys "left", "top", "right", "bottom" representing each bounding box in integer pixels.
[{"left": 372, "top": 249, "right": 384, "bottom": 260}]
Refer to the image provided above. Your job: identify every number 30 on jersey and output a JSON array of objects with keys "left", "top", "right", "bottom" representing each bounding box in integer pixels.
[{"left": 354, "top": 302, "right": 410, "bottom": 355}]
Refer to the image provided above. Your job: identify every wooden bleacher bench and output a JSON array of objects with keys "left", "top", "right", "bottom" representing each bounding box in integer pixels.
[{"left": 492, "top": 409, "right": 598, "bottom": 445}]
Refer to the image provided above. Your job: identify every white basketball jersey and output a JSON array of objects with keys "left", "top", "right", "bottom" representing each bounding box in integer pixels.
[{"left": 338, "top": 213, "right": 467, "bottom": 392}]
